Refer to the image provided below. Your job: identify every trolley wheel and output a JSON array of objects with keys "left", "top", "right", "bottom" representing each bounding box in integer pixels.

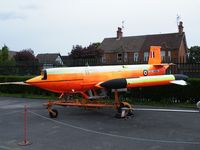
[
  {"left": 115, "top": 102, "right": 134, "bottom": 118},
  {"left": 197, "top": 101, "right": 200, "bottom": 111},
  {"left": 49, "top": 109, "right": 58, "bottom": 118}
]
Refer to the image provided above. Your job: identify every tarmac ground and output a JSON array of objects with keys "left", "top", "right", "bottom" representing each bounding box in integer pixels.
[{"left": 0, "top": 97, "right": 200, "bottom": 150}]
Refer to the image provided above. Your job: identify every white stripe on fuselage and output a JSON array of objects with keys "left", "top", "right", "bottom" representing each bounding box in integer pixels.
[{"left": 46, "top": 65, "right": 151, "bottom": 74}]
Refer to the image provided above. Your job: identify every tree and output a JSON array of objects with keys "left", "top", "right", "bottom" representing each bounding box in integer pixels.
[
  {"left": 188, "top": 46, "right": 200, "bottom": 63},
  {"left": 70, "top": 45, "right": 84, "bottom": 59},
  {"left": 69, "top": 43, "right": 104, "bottom": 59},
  {"left": 0, "top": 45, "right": 15, "bottom": 75},
  {"left": 0, "top": 45, "right": 15, "bottom": 66},
  {"left": 92, "top": 42, "right": 101, "bottom": 48},
  {"left": 14, "top": 49, "right": 38, "bottom": 65},
  {"left": 84, "top": 44, "right": 104, "bottom": 58},
  {"left": 14, "top": 49, "right": 39, "bottom": 75},
  {"left": 1, "top": 45, "right": 9, "bottom": 62}
]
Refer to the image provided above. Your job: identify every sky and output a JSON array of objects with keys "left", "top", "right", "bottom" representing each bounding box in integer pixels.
[{"left": 0, "top": 0, "right": 199, "bottom": 55}]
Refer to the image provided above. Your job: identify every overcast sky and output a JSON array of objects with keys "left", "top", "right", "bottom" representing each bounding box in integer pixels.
[{"left": 0, "top": 0, "right": 199, "bottom": 55}]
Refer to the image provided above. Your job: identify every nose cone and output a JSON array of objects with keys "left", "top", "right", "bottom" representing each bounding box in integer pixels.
[{"left": 25, "top": 76, "right": 42, "bottom": 85}]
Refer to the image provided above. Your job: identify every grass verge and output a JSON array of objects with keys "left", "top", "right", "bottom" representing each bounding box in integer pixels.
[
  {"left": 0, "top": 93, "right": 57, "bottom": 100},
  {"left": 0, "top": 93, "right": 197, "bottom": 109}
]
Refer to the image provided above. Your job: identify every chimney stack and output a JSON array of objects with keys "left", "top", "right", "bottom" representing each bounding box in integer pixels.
[
  {"left": 178, "top": 21, "right": 184, "bottom": 34},
  {"left": 117, "top": 27, "right": 123, "bottom": 39}
]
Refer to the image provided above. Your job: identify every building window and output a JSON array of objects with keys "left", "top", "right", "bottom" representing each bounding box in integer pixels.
[
  {"left": 168, "top": 51, "right": 171, "bottom": 62},
  {"left": 102, "top": 54, "right": 106, "bottom": 63},
  {"left": 161, "top": 51, "right": 165, "bottom": 62},
  {"left": 117, "top": 53, "right": 122, "bottom": 62},
  {"left": 144, "top": 52, "right": 149, "bottom": 62},
  {"left": 134, "top": 52, "right": 138, "bottom": 62},
  {"left": 124, "top": 52, "right": 127, "bottom": 62}
]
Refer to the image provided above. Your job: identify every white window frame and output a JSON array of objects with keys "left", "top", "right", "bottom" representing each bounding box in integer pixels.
[
  {"left": 168, "top": 51, "right": 171, "bottom": 61},
  {"left": 134, "top": 52, "right": 138, "bottom": 62},
  {"left": 117, "top": 53, "right": 122, "bottom": 62},
  {"left": 161, "top": 51, "right": 165, "bottom": 61},
  {"left": 102, "top": 54, "right": 106, "bottom": 63},
  {"left": 124, "top": 52, "right": 127, "bottom": 62},
  {"left": 143, "top": 52, "right": 149, "bottom": 62}
]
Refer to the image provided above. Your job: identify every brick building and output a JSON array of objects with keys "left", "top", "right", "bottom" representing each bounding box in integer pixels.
[{"left": 100, "top": 21, "right": 188, "bottom": 64}]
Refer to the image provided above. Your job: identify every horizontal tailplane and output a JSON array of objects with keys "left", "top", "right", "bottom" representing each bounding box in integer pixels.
[{"left": 170, "top": 80, "right": 187, "bottom": 86}]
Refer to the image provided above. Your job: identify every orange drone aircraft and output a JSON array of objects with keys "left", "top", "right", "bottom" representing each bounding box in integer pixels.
[{"left": 1, "top": 46, "right": 188, "bottom": 118}]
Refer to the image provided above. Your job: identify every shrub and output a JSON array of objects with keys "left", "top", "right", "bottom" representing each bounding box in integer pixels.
[
  {"left": 0, "top": 75, "right": 57, "bottom": 97},
  {"left": 0, "top": 76, "right": 199, "bottom": 104}
]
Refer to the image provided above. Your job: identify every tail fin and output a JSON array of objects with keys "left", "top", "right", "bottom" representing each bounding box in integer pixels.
[{"left": 148, "top": 46, "right": 161, "bottom": 64}]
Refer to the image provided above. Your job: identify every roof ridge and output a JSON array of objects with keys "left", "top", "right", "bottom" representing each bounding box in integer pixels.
[
  {"left": 104, "top": 32, "right": 182, "bottom": 40},
  {"left": 37, "top": 53, "right": 60, "bottom": 55}
]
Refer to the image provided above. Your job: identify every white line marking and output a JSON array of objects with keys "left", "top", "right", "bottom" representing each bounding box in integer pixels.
[
  {"left": 0, "top": 146, "right": 12, "bottom": 150},
  {"left": 29, "top": 110, "right": 200, "bottom": 145},
  {"left": 0, "top": 145, "right": 20, "bottom": 150},
  {"left": 134, "top": 108, "right": 200, "bottom": 113},
  {"left": 0, "top": 110, "right": 21, "bottom": 117}
]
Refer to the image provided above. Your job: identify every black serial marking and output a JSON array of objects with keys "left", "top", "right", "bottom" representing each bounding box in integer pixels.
[{"left": 149, "top": 70, "right": 159, "bottom": 73}]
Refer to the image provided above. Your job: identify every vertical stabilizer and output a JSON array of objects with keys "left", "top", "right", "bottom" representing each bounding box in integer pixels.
[{"left": 148, "top": 46, "right": 161, "bottom": 64}]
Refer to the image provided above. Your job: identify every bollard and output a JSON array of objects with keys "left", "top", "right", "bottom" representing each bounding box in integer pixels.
[{"left": 18, "top": 105, "right": 32, "bottom": 146}]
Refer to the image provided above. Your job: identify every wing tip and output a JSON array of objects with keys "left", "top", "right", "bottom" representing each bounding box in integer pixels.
[{"left": 170, "top": 80, "right": 187, "bottom": 86}]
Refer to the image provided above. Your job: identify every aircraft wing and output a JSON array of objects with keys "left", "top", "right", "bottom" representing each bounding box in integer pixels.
[{"left": 97, "top": 74, "right": 188, "bottom": 89}]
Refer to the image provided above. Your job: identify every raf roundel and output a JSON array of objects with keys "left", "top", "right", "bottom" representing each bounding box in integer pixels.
[{"left": 143, "top": 70, "right": 148, "bottom": 76}]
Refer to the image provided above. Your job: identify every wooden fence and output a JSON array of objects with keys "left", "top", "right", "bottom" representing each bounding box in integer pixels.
[
  {"left": 0, "top": 59, "right": 200, "bottom": 77},
  {"left": 166, "top": 63, "right": 200, "bottom": 78}
]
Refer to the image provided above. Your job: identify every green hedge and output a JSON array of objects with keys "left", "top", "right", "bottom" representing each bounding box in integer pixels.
[
  {"left": 0, "top": 75, "right": 32, "bottom": 82},
  {"left": 121, "top": 78, "right": 200, "bottom": 104},
  {"left": 0, "top": 76, "right": 199, "bottom": 104},
  {"left": 0, "top": 75, "right": 57, "bottom": 97}
]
